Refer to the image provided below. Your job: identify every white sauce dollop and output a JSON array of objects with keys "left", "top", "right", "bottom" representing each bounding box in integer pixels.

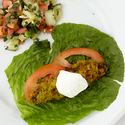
[{"left": 56, "top": 70, "right": 88, "bottom": 98}]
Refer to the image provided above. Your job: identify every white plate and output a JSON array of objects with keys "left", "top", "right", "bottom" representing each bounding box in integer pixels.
[{"left": 0, "top": 0, "right": 125, "bottom": 125}]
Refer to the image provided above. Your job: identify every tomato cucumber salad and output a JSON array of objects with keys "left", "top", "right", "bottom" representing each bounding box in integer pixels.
[
  {"left": 0, "top": 0, "right": 61, "bottom": 50},
  {"left": 5, "top": 23, "right": 124, "bottom": 125}
]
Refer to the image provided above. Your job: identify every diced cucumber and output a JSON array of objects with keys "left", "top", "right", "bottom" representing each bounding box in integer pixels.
[
  {"left": 32, "top": 3, "right": 40, "bottom": 14},
  {"left": 39, "top": 0, "right": 50, "bottom": 4},
  {"left": 18, "top": 0, "right": 23, "bottom": 11},
  {"left": 31, "top": 2, "right": 41, "bottom": 26},
  {"left": 24, "top": 31, "right": 31, "bottom": 38},
  {"left": 22, "top": 3, "right": 41, "bottom": 26},
  {"left": 53, "top": 4, "right": 61, "bottom": 21},
  {"left": 23, "top": 10, "right": 37, "bottom": 20},
  {"left": 23, "top": 0, "right": 35, "bottom": 5},
  {"left": 23, "top": 5, "right": 29, "bottom": 10},
  {"left": 0, "top": 9, "right": 4, "bottom": 15},
  {"left": 35, "top": 17, "right": 41, "bottom": 27},
  {"left": 50, "top": 0, "right": 56, "bottom": 4},
  {"left": 4, "top": 35, "right": 12, "bottom": 44},
  {"left": 31, "top": 30, "right": 41, "bottom": 41},
  {"left": 7, "top": 36, "right": 19, "bottom": 51},
  {"left": 44, "top": 4, "right": 61, "bottom": 26},
  {"left": 24, "top": 30, "right": 40, "bottom": 41},
  {"left": 8, "top": 2, "right": 20, "bottom": 12},
  {"left": 19, "top": 34, "right": 27, "bottom": 41},
  {"left": 22, "top": 18, "right": 31, "bottom": 27},
  {"left": 7, "top": 4, "right": 13, "bottom": 12},
  {"left": 44, "top": 9, "right": 56, "bottom": 26}
]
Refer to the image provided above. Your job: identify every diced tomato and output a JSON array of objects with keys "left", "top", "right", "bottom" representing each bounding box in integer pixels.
[
  {"left": 7, "top": 19, "right": 18, "bottom": 29},
  {"left": 3, "top": 13, "right": 11, "bottom": 19},
  {"left": 3, "top": 13, "right": 11, "bottom": 26},
  {"left": 38, "top": 1, "right": 45, "bottom": 6},
  {"left": 19, "top": 39, "right": 25, "bottom": 44},
  {"left": 53, "top": 48, "right": 105, "bottom": 68},
  {"left": 3, "top": 13, "right": 19, "bottom": 36},
  {"left": 18, "top": 10, "right": 23, "bottom": 15},
  {"left": 3, "top": 13, "right": 11, "bottom": 21},
  {"left": 2, "top": 0, "right": 13, "bottom": 9},
  {"left": 7, "top": 25, "right": 19, "bottom": 36},
  {"left": 7, "top": 27, "right": 14, "bottom": 36},
  {"left": 37, "top": 17, "right": 46, "bottom": 30},
  {"left": 12, "top": 24, "right": 19, "bottom": 32},
  {"left": 39, "top": 1, "right": 50, "bottom": 6},
  {"left": 0, "top": 26, "right": 6, "bottom": 38},
  {"left": 0, "top": 26, "right": 4, "bottom": 35},
  {"left": 38, "top": 17, "right": 54, "bottom": 33},
  {"left": 0, "top": 15, "right": 3, "bottom": 26},
  {"left": 16, "top": 27, "right": 28, "bottom": 34},
  {"left": 44, "top": 26, "right": 54, "bottom": 33},
  {"left": 39, "top": 2, "right": 48, "bottom": 13},
  {"left": 24, "top": 63, "right": 66, "bottom": 102},
  {"left": 10, "top": 3, "right": 19, "bottom": 12}
]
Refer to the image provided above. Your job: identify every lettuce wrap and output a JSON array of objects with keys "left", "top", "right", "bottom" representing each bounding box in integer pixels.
[{"left": 5, "top": 23, "right": 124, "bottom": 125}]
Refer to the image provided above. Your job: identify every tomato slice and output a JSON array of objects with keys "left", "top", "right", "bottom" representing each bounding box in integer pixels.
[
  {"left": 53, "top": 48, "right": 105, "bottom": 68},
  {"left": 24, "top": 63, "right": 66, "bottom": 102}
]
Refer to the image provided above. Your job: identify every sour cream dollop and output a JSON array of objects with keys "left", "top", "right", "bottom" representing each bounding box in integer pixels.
[{"left": 56, "top": 70, "right": 88, "bottom": 98}]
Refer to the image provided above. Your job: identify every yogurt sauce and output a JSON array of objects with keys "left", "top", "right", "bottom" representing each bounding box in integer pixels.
[{"left": 56, "top": 70, "right": 88, "bottom": 98}]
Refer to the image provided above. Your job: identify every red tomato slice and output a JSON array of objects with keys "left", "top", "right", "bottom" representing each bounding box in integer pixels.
[
  {"left": 16, "top": 27, "right": 28, "bottom": 34},
  {"left": 53, "top": 48, "right": 105, "bottom": 68},
  {"left": 24, "top": 63, "right": 66, "bottom": 102}
]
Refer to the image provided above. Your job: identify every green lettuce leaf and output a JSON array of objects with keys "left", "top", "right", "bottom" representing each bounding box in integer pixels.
[
  {"left": 16, "top": 77, "right": 120, "bottom": 125},
  {"left": 5, "top": 44, "right": 51, "bottom": 101},
  {"left": 50, "top": 23, "right": 124, "bottom": 82},
  {"left": 5, "top": 23, "right": 124, "bottom": 125}
]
